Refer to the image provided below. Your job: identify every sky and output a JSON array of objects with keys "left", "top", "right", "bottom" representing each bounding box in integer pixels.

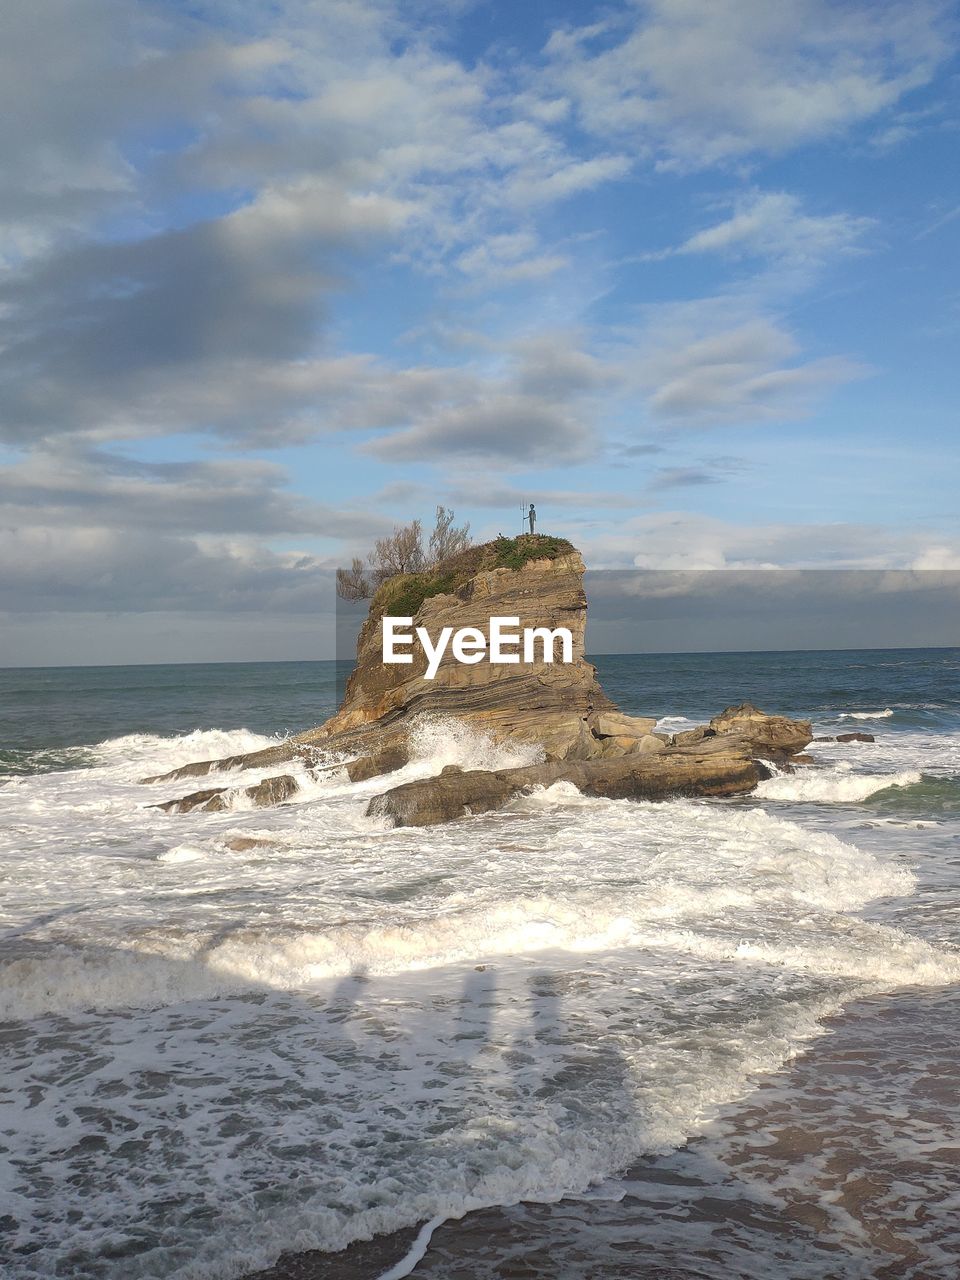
[{"left": 0, "top": 0, "right": 958, "bottom": 664}]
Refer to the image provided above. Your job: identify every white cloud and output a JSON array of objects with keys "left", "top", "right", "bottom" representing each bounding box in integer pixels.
[
  {"left": 909, "top": 545, "right": 960, "bottom": 570},
  {"left": 578, "top": 511, "right": 960, "bottom": 571},
  {"left": 0, "top": 525, "right": 335, "bottom": 615},
  {"left": 630, "top": 310, "right": 869, "bottom": 426},
  {"left": 362, "top": 331, "right": 613, "bottom": 463},
  {"left": 544, "top": 0, "right": 952, "bottom": 167},
  {"left": 368, "top": 395, "right": 593, "bottom": 465},
  {"left": 504, "top": 154, "right": 632, "bottom": 206},
  {"left": 455, "top": 232, "right": 569, "bottom": 283},
  {"left": 0, "top": 447, "right": 384, "bottom": 538},
  {"left": 670, "top": 191, "right": 873, "bottom": 267}
]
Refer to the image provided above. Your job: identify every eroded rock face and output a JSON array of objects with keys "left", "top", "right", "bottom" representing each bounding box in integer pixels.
[
  {"left": 146, "top": 539, "right": 626, "bottom": 789},
  {"left": 321, "top": 546, "right": 613, "bottom": 761},
  {"left": 345, "top": 743, "right": 410, "bottom": 782},
  {"left": 590, "top": 711, "right": 658, "bottom": 739}
]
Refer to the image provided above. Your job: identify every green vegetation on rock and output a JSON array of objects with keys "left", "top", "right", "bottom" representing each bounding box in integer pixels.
[
  {"left": 373, "top": 571, "right": 463, "bottom": 619},
  {"left": 488, "top": 533, "right": 573, "bottom": 570},
  {"left": 369, "top": 533, "right": 575, "bottom": 618}
]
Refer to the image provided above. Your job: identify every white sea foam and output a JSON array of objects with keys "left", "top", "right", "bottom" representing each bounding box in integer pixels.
[
  {"left": 812, "top": 728, "right": 960, "bottom": 776},
  {"left": 839, "top": 708, "right": 895, "bottom": 720},
  {"left": 0, "top": 787, "right": 929, "bottom": 1021},
  {"left": 156, "top": 844, "right": 206, "bottom": 863},
  {"left": 94, "top": 726, "right": 282, "bottom": 780},
  {"left": 406, "top": 716, "right": 544, "bottom": 773},
  {"left": 655, "top": 714, "right": 700, "bottom": 732},
  {"left": 756, "top": 761, "right": 922, "bottom": 803},
  {"left": 376, "top": 1217, "right": 446, "bottom": 1280},
  {"left": 1, "top": 714, "right": 958, "bottom": 1280}
]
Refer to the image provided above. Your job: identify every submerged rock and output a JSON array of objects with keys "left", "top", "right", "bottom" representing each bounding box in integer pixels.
[
  {"left": 837, "top": 731, "right": 876, "bottom": 743},
  {"left": 222, "top": 835, "right": 279, "bottom": 852}
]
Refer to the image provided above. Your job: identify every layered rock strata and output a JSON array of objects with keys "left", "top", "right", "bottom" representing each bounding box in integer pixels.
[{"left": 144, "top": 536, "right": 813, "bottom": 821}]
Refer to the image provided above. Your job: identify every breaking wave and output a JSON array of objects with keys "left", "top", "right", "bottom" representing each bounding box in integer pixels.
[{"left": 756, "top": 761, "right": 922, "bottom": 803}]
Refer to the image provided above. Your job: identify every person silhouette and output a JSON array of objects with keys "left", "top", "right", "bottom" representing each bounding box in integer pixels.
[{"left": 528, "top": 503, "right": 536, "bottom": 535}]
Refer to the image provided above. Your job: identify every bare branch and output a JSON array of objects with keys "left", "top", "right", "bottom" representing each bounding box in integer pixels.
[
  {"left": 336, "top": 557, "right": 373, "bottom": 600},
  {"left": 428, "top": 505, "right": 471, "bottom": 567},
  {"left": 369, "top": 519, "right": 426, "bottom": 584},
  {"left": 340, "top": 509, "right": 472, "bottom": 598}
]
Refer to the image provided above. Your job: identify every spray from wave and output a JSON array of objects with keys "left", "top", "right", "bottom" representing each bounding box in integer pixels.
[{"left": 406, "top": 717, "right": 544, "bottom": 773}]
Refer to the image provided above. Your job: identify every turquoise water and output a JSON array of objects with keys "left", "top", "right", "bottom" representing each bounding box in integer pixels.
[{"left": 1, "top": 649, "right": 959, "bottom": 1279}]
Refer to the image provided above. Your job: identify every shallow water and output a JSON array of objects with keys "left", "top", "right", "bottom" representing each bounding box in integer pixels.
[{"left": 1, "top": 650, "right": 958, "bottom": 1278}]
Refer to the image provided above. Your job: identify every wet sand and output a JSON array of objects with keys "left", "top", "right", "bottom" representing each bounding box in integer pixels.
[{"left": 245, "top": 987, "right": 960, "bottom": 1280}]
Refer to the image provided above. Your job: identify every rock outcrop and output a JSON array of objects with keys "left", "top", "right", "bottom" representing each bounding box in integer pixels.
[
  {"left": 318, "top": 536, "right": 615, "bottom": 761},
  {"left": 144, "top": 534, "right": 814, "bottom": 821},
  {"left": 151, "top": 773, "right": 300, "bottom": 814},
  {"left": 147, "top": 536, "right": 628, "bottom": 790},
  {"left": 670, "top": 702, "right": 812, "bottom": 758},
  {"left": 368, "top": 739, "right": 770, "bottom": 828}
]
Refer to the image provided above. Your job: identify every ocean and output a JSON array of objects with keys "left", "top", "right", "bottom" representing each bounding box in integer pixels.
[{"left": 1, "top": 650, "right": 959, "bottom": 1279}]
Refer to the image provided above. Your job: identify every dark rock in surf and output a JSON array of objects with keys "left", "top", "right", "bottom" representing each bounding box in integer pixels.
[
  {"left": 368, "top": 739, "right": 770, "bottom": 829},
  {"left": 151, "top": 773, "right": 300, "bottom": 814},
  {"left": 346, "top": 742, "right": 410, "bottom": 782}
]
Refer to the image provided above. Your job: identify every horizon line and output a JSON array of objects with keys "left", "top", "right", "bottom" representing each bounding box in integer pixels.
[{"left": 2, "top": 643, "right": 958, "bottom": 671}]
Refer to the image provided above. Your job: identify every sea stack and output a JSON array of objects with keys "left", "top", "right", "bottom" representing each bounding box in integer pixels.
[{"left": 144, "top": 534, "right": 813, "bottom": 820}]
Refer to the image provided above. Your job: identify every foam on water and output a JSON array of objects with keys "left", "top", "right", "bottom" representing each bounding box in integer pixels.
[
  {"left": 94, "top": 727, "right": 281, "bottom": 776},
  {"left": 756, "top": 761, "right": 923, "bottom": 803},
  {"left": 1, "top": 717, "right": 959, "bottom": 1279}
]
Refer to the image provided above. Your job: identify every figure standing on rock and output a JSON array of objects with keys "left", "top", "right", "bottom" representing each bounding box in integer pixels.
[{"left": 527, "top": 503, "right": 536, "bottom": 535}]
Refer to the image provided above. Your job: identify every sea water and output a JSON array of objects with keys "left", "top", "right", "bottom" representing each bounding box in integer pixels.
[{"left": 1, "top": 651, "right": 958, "bottom": 1278}]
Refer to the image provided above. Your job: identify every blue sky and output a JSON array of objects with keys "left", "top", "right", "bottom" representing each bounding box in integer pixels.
[{"left": 0, "top": 0, "right": 958, "bottom": 663}]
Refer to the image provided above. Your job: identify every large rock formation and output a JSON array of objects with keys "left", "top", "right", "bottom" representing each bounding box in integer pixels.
[
  {"left": 147, "top": 536, "right": 640, "bottom": 789},
  {"left": 144, "top": 534, "right": 813, "bottom": 820},
  {"left": 321, "top": 537, "right": 614, "bottom": 761}
]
